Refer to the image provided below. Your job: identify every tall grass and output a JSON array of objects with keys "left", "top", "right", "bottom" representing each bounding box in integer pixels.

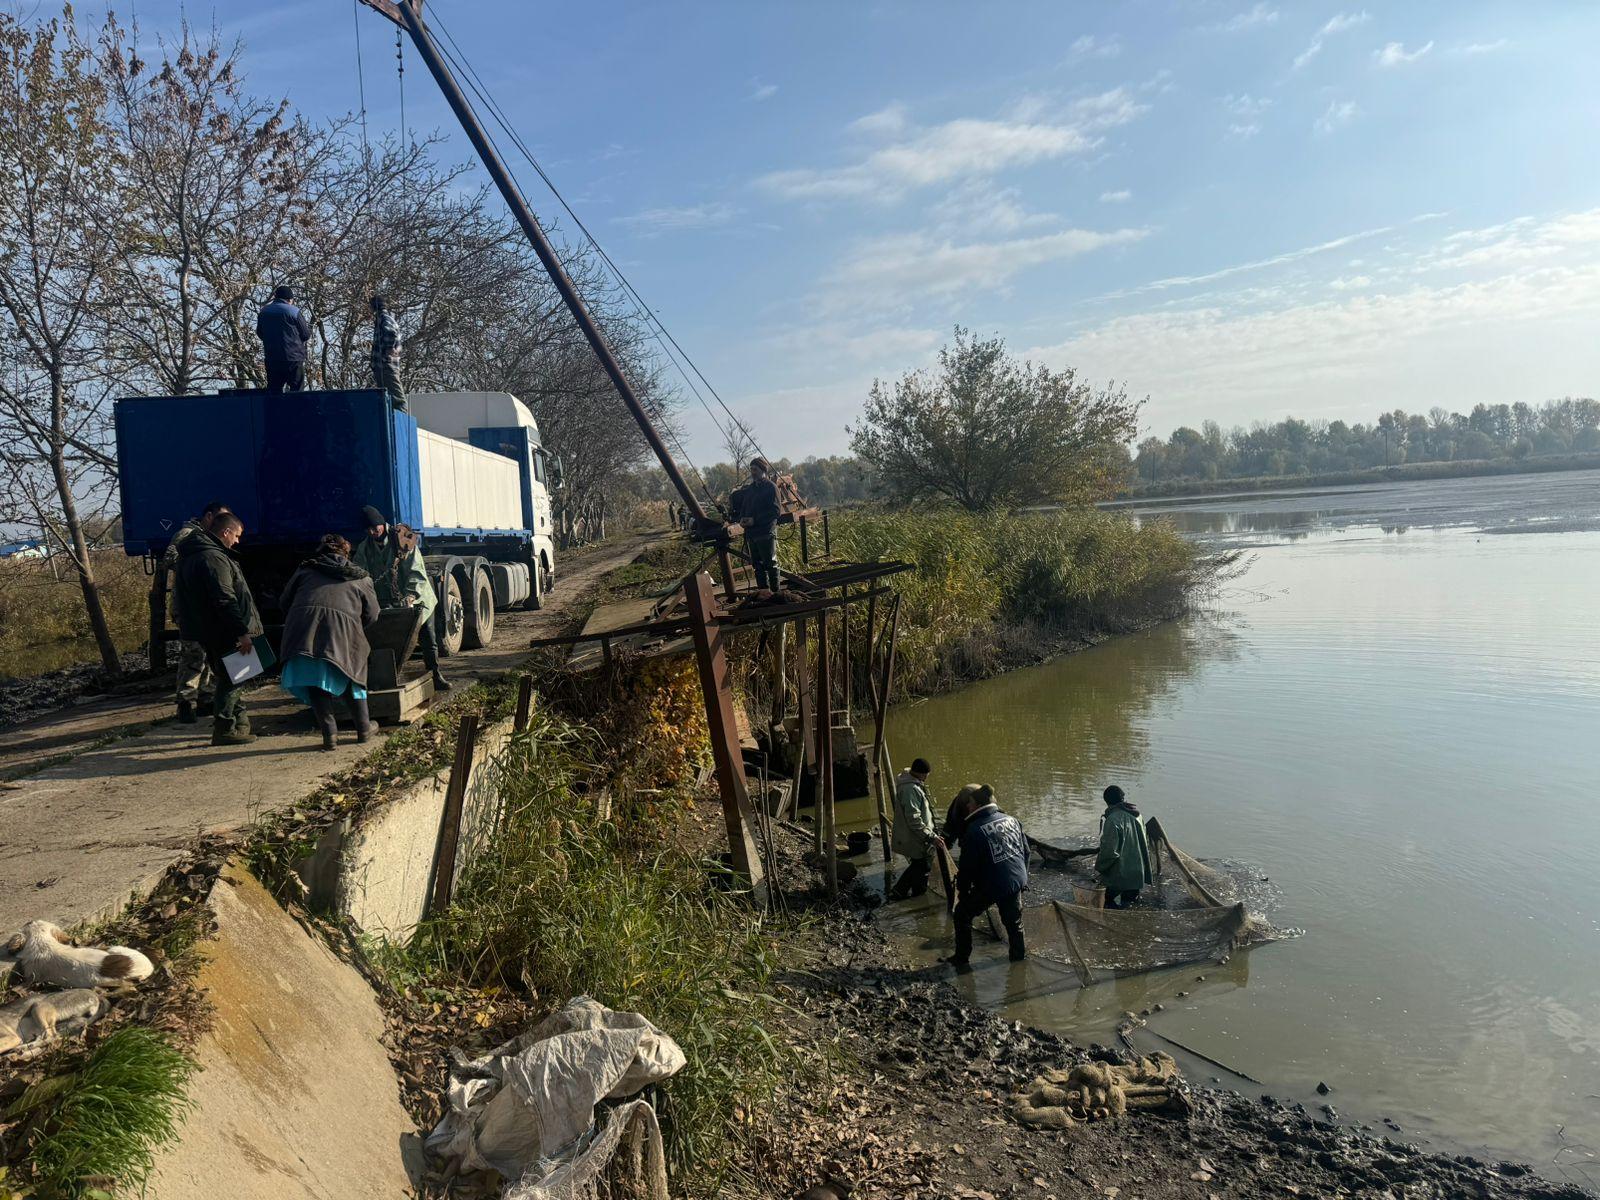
[
  {"left": 397, "top": 697, "right": 794, "bottom": 1193},
  {"left": 14, "top": 1028, "right": 195, "bottom": 1197},
  {"left": 0, "top": 552, "right": 149, "bottom": 678},
  {"left": 825, "top": 506, "right": 1218, "bottom": 696}
]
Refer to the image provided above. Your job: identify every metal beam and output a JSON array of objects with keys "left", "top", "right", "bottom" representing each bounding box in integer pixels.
[{"left": 386, "top": 0, "right": 707, "bottom": 521}]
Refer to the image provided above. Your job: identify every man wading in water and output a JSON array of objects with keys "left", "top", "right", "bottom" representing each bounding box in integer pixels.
[
  {"left": 1096, "top": 785, "right": 1153, "bottom": 908},
  {"left": 889, "top": 757, "right": 941, "bottom": 899},
  {"left": 947, "top": 785, "right": 1029, "bottom": 968}
]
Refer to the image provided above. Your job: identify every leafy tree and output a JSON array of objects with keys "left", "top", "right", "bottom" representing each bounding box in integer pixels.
[{"left": 848, "top": 328, "right": 1141, "bottom": 512}]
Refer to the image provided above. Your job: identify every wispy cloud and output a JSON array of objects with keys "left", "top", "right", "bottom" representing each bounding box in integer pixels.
[
  {"left": 827, "top": 226, "right": 1148, "bottom": 304},
  {"left": 1101, "top": 189, "right": 1133, "bottom": 203},
  {"left": 1314, "top": 99, "right": 1359, "bottom": 135},
  {"left": 617, "top": 201, "right": 738, "bottom": 234},
  {"left": 928, "top": 181, "right": 1059, "bottom": 234},
  {"left": 1223, "top": 93, "right": 1271, "bottom": 138},
  {"left": 757, "top": 90, "right": 1148, "bottom": 203},
  {"left": 1293, "top": 10, "right": 1371, "bottom": 70},
  {"left": 1453, "top": 39, "right": 1508, "bottom": 56},
  {"left": 1069, "top": 33, "right": 1122, "bottom": 60},
  {"left": 1374, "top": 40, "right": 1433, "bottom": 67},
  {"left": 748, "top": 82, "right": 778, "bottom": 102},
  {"left": 1208, "top": 4, "right": 1280, "bottom": 34}
]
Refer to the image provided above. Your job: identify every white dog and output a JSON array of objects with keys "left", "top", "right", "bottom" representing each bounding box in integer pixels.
[
  {"left": 1, "top": 920, "right": 155, "bottom": 989},
  {"left": 0, "top": 988, "right": 105, "bottom": 1054}
]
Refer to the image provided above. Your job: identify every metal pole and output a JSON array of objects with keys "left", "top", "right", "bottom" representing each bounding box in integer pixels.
[
  {"left": 392, "top": 1, "right": 707, "bottom": 521},
  {"left": 816, "top": 609, "right": 837, "bottom": 896}
]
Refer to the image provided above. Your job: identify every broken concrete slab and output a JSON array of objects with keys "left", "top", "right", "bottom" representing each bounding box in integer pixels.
[{"left": 148, "top": 862, "right": 421, "bottom": 1199}]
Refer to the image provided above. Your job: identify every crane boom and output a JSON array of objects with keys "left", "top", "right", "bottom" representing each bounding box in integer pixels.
[{"left": 358, "top": 0, "right": 710, "bottom": 523}]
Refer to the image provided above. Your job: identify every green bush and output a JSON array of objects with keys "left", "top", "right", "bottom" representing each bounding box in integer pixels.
[{"left": 825, "top": 506, "right": 1213, "bottom": 695}]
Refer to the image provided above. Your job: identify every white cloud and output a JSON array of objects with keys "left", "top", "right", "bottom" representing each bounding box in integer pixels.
[
  {"left": 1208, "top": 4, "right": 1279, "bottom": 33},
  {"left": 748, "top": 82, "right": 778, "bottom": 102},
  {"left": 851, "top": 103, "right": 909, "bottom": 137},
  {"left": 758, "top": 91, "right": 1148, "bottom": 203},
  {"left": 827, "top": 226, "right": 1148, "bottom": 304},
  {"left": 1374, "top": 40, "right": 1434, "bottom": 67},
  {"left": 765, "top": 323, "right": 943, "bottom": 365},
  {"left": 1293, "top": 9, "right": 1371, "bottom": 70},
  {"left": 1100, "top": 189, "right": 1133, "bottom": 203},
  {"left": 1453, "top": 39, "right": 1508, "bottom": 56},
  {"left": 1031, "top": 209, "right": 1600, "bottom": 434},
  {"left": 617, "top": 201, "right": 738, "bottom": 233},
  {"left": 1314, "top": 99, "right": 1359, "bottom": 135},
  {"left": 1224, "top": 93, "right": 1271, "bottom": 136},
  {"left": 928, "top": 181, "right": 1059, "bottom": 234},
  {"left": 1070, "top": 33, "right": 1122, "bottom": 60}
]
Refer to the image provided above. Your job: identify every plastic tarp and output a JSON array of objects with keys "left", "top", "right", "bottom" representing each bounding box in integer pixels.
[{"left": 425, "top": 996, "right": 685, "bottom": 1199}]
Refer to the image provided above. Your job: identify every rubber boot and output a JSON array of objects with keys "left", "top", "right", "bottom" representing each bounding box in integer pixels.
[
  {"left": 308, "top": 689, "right": 338, "bottom": 750},
  {"left": 1008, "top": 930, "right": 1027, "bottom": 963},
  {"left": 431, "top": 671, "right": 453, "bottom": 693},
  {"left": 350, "top": 696, "right": 372, "bottom": 744},
  {"left": 176, "top": 699, "right": 196, "bottom": 724}
]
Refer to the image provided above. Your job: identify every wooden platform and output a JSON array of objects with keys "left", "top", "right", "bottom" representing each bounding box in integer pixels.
[{"left": 367, "top": 671, "right": 435, "bottom": 725}]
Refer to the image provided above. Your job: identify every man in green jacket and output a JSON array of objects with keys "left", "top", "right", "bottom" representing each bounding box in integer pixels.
[
  {"left": 352, "top": 505, "right": 449, "bottom": 692},
  {"left": 1095, "top": 785, "right": 1153, "bottom": 908},
  {"left": 163, "top": 500, "right": 230, "bottom": 724},
  {"left": 889, "top": 757, "right": 941, "bottom": 899},
  {"left": 173, "top": 511, "right": 263, "bottom": 745}
]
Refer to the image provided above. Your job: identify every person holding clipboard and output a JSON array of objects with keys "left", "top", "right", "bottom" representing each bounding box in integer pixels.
[{"left": 173, "top": 510, "right": 265, "bottom": 746}]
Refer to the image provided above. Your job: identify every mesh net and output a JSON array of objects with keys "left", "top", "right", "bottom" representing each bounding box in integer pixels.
[{"left": 936, "top": 817, "right": 1280, "bottom": 987}]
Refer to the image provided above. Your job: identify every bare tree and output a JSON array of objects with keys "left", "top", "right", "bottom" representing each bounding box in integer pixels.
[{"left": 0, "top": 9, "right": 124, "bottom": 673}]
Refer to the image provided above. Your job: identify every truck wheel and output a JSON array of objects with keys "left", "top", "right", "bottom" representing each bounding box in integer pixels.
[
  {"left": 525, "top": 557, "right": 545, "bottom": 610},
  {"left": 439, "top": 574, "right": 466, "bottom": 657},
  {"left": 462, "top": 568, "right": 495, "bottom": 649}
]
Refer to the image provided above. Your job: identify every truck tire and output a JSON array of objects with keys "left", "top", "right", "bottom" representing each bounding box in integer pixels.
[
  {"left": 462, "top": 567, "right": 495, "bottom": 649},
  {"left": 525, "top": 555, "right": 544, "bottom": 610},
  {"left": 439, "top": 573, "right": 466, "bottom": 657}
]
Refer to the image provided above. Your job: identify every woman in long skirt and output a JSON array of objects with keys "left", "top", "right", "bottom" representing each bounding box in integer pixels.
[{"left": 279, "top": 533, "right": 380, "bottom": 749}]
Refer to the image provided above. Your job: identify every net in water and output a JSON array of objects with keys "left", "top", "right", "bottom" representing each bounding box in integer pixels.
[{"left": 938, "top": 817, "right": 1281, "bottom": 987}]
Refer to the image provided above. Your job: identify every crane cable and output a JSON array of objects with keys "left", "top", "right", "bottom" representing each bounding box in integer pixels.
[
  {"left": 417, "top": 30, "right": 725, "bottom": 515},
  {"left": 425, "top": 6, "right": 771, "bottom": 468},
  {"left": 351, "top": 0, "right": 370, "bottom": 161}
]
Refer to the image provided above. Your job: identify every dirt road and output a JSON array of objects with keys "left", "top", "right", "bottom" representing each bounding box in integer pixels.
[{"left": 0, "top": 537, "right": 651, "bottom": 935}]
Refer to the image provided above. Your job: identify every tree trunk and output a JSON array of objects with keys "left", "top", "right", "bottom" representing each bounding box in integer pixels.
[{"left": 49, "top": 434, "right": 121, "bottom": 677}]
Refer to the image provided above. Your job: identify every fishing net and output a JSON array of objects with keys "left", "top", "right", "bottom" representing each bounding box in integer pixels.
[{"left": 935, "top": 817, "right": 1280, "bottom": 987}]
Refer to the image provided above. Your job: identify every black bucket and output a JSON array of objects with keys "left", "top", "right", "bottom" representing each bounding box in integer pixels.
[{"left": 845, "top": 831, "right": 872, "bottom": 857}]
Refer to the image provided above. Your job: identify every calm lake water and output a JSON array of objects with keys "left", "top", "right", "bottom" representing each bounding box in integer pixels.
[{"left": 861, "top": 469, "right": 1600, "bottom": 1175}]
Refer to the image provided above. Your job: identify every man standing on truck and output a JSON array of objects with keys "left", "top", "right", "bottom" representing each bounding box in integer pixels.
[
  {"left": 173, "top": 510, "right": 263, "bottom": 746},
  {"left": 163, "top": 500, "right": 230, "bottom": 724},
  {"left": 728, "top": 456, "right": 781, "bottom": 591},
  {"left": 255, "top": 285, "right": 311, "bottom": 392},
  {"left": 353, "top": 506, "right": 449, "bottom": 692},
  {"left": 369, "top": 296, "right": 406, "bottom": 411}
]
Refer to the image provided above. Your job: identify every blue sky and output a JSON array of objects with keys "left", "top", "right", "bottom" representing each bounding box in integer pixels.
[{"left": 116, "top": 2, "right": 1600, "bottom": 462}]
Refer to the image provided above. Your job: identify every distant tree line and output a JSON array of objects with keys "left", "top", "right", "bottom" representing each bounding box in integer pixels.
[
  {"left": 1134, "top": 398, "right": 1600, "bottom": 484},
  {"left": 0, "top": 7, "right": 677, "bottom": 673}
]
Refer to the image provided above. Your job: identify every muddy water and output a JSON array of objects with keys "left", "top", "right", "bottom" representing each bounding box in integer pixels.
[{"left": 856, "top": 469, "right": 1600, "bottom": 1173}]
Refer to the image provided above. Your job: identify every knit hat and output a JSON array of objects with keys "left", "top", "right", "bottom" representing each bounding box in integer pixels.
[{"left": 360, "top": 505, "right": 386, "bottom": 527}]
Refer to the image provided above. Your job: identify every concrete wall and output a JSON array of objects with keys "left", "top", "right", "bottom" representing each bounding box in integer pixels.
[
  {"left": 149, "top": 864, "right": 422, "bottom": 1198},
  {"left": 299, "top": 714, "right": 520, "bottom": 940}
]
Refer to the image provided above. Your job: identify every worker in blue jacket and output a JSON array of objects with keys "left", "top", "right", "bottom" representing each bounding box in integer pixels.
[
  {"left": 728, "top": 457, "right": 781, "bottom": 591},
  {"left": 255, "top": 285, "right": 311, "bottom": 392},
  {"left": 948, "top": 785, "right": 1029, "bottom": 967}
]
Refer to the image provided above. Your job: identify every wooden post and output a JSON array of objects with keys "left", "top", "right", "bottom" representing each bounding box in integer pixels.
[
  {"left": 684, "top": 572, "right": 764, "bottom": 888},
  {"left": 428, "top": 713, "right": 480, "bottom": 915},
  {"left": 718, "top": 543, "right": 738, "bottom": 601},
  {"left": 513, "top": 674, "right": 534, "bottom": 732},
  {"left": 148, "top": 559, "right": 170, "bottom": 674},
  {"left": 799, "top": 515, "right": 810, "bottom": 563},
  {"left": 816, "top": 609, "right": 837, "bottom": 896},
  {"left": 789, "top": 616, "right": 811, "bottom": 824},
  {"left": 870, "top": 595, "right": 902, "bottom": 865},
  {"left": 839, "top": 586, "right": 851, "bottom": 725},
  {"left": 769, "top": 622, "right": 787, "bottom": 736}
]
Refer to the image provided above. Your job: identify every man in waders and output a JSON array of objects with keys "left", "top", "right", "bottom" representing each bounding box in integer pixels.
[
  {"left": 889, "top": 757, "right": 941, "bottom": 899},
  {"left": 1095, "top": 785, "right": 1152, "bottom": 908},
  {"left": 948, "top": 785, "right": 1028, "bottom": 967}
]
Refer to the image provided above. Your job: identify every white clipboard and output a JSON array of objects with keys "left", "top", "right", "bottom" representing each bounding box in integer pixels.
[{"left": 221, "top": 643, "right": 267, "bottom": 685}]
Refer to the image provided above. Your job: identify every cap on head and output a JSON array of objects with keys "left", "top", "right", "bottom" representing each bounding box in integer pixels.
[
  {"left": 975, "top": 784, "right": 994, "bottom": 806},
  {"left": 1103, "top": 785, "right": 1125, "bottom": 806},
  {"left": 273, "top": 285, "right": 293, "bottom": 302},
  {"left": 361, "top": 505, "right": 386, "bottom": 527},
  {"left": 911, "top": 757, "right": 932, "bottom": 776}
]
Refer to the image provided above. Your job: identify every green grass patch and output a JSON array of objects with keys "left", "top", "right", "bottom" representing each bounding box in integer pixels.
[{"left": 10, "top": 1029, "right": 195, "bottom": 1198}]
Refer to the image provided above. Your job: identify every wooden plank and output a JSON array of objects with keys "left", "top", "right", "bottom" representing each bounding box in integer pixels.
[
  {"left": 513, "top": 674, "right": 534, "bottom": 732},
  {"left": 816, "top": 609, "right": 837, "bottom": 895},
  {"left": 870, "top": 594, "right": 902, "bottom": 865},
  {"left": 428, "top": 713, "right": 479, "bottom": 915},
  {"left": 685, "top": 572, "right": 764, "bottom": 888}
]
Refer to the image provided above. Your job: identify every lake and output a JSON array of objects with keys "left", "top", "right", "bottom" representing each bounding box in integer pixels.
[{"left": 864, "top": 468, "right": 1600, "bottom": 1178}]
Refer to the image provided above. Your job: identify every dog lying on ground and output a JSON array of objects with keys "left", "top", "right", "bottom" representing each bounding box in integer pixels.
[
  {"left": 1, "top": 920, "right": 155, "bottom": 989},
  {"left": 0, "top": 988, "right": 104, "bottom": 1054}
]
